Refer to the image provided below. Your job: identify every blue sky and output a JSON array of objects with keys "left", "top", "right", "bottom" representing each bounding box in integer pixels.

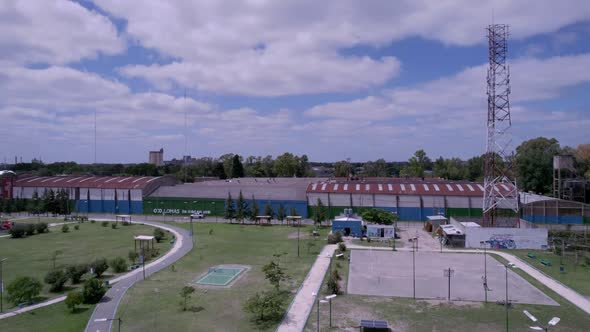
[{"left": 1, "top": 0, "right": 589, "bottom": 164}]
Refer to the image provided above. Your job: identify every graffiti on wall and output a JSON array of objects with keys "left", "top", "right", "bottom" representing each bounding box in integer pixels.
[{"left": 487, "top": 234, "right": 516, "bottom": 249}]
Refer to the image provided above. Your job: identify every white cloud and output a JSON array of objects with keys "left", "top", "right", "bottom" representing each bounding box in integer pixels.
[
  {"left": 0, "top": 0, "right": 124, "bottom": 65},
  {"left": 94, "top": 0, "right": 590, "bottom": 96}
]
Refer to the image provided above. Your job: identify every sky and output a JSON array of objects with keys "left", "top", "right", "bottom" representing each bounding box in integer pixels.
[{"left": 1, "top": 0, "right": 589, "bottom": 164}]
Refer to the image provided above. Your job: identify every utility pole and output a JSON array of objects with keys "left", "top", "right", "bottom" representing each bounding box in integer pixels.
[
  {"left": 412, "top": 237, "right": 417, "bottom": 299},
  {"left": 444, "top": 268, "right": 454, "bottom": 301},
  {"left": 0, "top": 258, "right": 6, "bottom": 313},
  {"left": 297, "top": 218, "right": 300, "bottom": 257}
]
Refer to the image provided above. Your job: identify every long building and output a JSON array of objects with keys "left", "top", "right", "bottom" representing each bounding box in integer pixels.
[{"left": 11, "top": 175, "right": 177, "bottom": 214}]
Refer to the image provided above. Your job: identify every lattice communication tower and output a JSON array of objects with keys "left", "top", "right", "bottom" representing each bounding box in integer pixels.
[{"left": 482, "top": 24, "right": 519, "bottom": 227}]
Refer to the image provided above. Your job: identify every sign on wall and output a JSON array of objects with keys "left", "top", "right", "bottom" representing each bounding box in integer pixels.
[{"left": 465, "top": 228, "right": 548, "bottom": 249}]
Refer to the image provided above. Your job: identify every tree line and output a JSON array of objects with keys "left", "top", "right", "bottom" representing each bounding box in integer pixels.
[{"left": 0, "top": 188, "right": 71, "bottom": 215}]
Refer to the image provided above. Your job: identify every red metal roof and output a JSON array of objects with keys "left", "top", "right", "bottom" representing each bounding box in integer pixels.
[
  {"left": 306, "top": 180, "right": 515, "bottom": 197},
  {"left": 14, "top": 175, "right": 161, "bottom": 190}
]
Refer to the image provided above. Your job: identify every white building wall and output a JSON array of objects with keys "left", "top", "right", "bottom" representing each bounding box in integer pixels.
[
  {"left": 446, "top": 196, "right": 470, "bottom": 208},
  {"left": 102, "top": 189, "right": 115, "bottom": 201},
  {"left": 329, "top": 194, "right": 350, "bottom": 206},
  {"left": 307, "top": 193, "right": 330, "bottom": 206},
  {"left": 89, "top": 188, "right": 102, "bottom": 200},
  {"left": 352, "top": 194, "right": 373, "bottom": 207},
  {"left": 465, "top": 227, "right": 548, "bottom": 250},
  {"left": 116, "top": 189, "right": 128, "bottom": 201},
  {"left": 422, "top": 196, "right": 445, "bottom": 207},
  {"left": 130, "top": 189, "right": 143, "bottom": 201},
  {"left": 398, "top": 195, "right": 420, "bottom": 208},
  {"left": 374, "top": 194, "right": 396, "bottom": 207}
]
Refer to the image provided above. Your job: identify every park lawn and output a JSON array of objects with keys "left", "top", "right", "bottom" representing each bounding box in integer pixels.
[
  {"left": 1, "top": 216, "right": 65, "bottom": 225},
  {"left": 115, "top": 222, "right": 328, "bottom": 332},
  {"left": 508, "top": 249, "right": 590, "bottom": 296},
  {"left": 304, "top": 251, "right": 590, "bottom": 332},
  {"left": 351, "top": 239, "right": 404, "bottom": 248},
  {"left": 0, "top": 221, "right": 172, "bottom": 311},
  {"left": 0, "top": 301, "right": 95, "bottom": 332}
]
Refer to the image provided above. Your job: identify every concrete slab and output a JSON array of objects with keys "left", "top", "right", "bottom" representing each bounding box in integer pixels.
[{"left": 348, "top": 250, "right": 558, "bottom": 306}]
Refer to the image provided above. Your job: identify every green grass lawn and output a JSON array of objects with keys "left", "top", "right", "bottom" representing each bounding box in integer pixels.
[
  {"left": 0, "top": 302, "right": 95, "bottom": 332},
  {"left": 508, "top": 249, "right": 590, "bottom": 296},
  {"left": 351, "top": 238, "right": 404, "bottom": 248},
  {"left": 115, "top": 222, "right": 328, "bottom": 332},
  {"left": 0, "top": 221, "right": 171, "bottom": 311},
  {"left": 1, "top": 216, "right": 65, "bottom": 225},
  {"left": 304, "top": 250, "right": 590, "bottom": 332}
]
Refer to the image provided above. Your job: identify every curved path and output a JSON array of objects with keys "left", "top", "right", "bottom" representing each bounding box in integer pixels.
[{"left": 85, "top": 220, "right": 192, "bottom": 332}]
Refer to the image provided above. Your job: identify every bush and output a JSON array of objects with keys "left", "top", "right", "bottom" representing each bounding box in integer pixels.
[
  {"left": 24, "top": 223, "right": 36, "bottom": 236},
  {"left": 128, "top": 250, "right": 138, "bottom": 264},
  {"left": 35, "top": 222, "right": 48, "bottom": 233},
  {"left": 65, "top": 291, "right": 84, "bottom": 312},
  {"left": 326, "top": 270, "right": 341, "bottom": 295},
  {"left": 338, "top": 242, "right": 347, "bottom": 252},
  {"left": 110, "top": 257, "right": 127, "bottom": 273},
  {"left": 327, "top": 231, "right": 343, "bottom": 244},
  {"left": 6, "top": 276, "right": 42, "bottom": 305},
  {"left": 243, "top": 291, "right": 286, "bottom": 322},
  {"left": 74, "top": 225, "right": 80, "bottom": 230},
  {"left": 153, "top": 228, "right": 165, "bottom": 243},
  {"left": 90, "top": 219, "right": 96, "bottom": 224},
  {"left": 101, "top": 221, "right": 108, "bottom": 227},
  {"left": 44, "top": 269, "right": 68, "bottom": 292},
  {"left": 90, "top": 258, "right": 109, "bottom": 278},
  {"left": 82, "top": 278, "right": 106, "bottom": 304},
  {"left": 66, "top": 264, "right": 88, "bottom": 284},
  {"left": 9, "top": 224, "right": 26, "bottom": 238},
  {"left": 61, "top": 224, "right": 69, "bottom": 233},
  {"left": 111, "top": 222, "right": 118, "bottom": 229}
]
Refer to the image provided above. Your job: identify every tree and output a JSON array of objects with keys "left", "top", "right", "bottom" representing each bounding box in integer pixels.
[
  {"left": 213, "top": 162, "right": 227, "bottom": 180},
  {"left": 313, "top": 198, "right": 327, "bottom": 226},
  {"left": 361, "top": 208, "right": 398, "bottom": 225},
  {"left": 128, "top": 250, "right": 139, "bottom": 265},
  {"left": 400, "top": 149, "right": 431, "bottom": 178},
  {"left": 180, "top": 286, "right": 195, "bottom": 311},
  {"left": 153, "top": 228, "right": 165, "bottom": 243},
  {"left": 334, "top": 160, "right": 353, "bottom": 177},
  {"left": 276, "top": 203, "right": 286, "bottom": 223},
  {"left": 262, "top": 261, "right": 288, "bottom": 291},
  {"left": 574, "top": 144, "right": 590, "bottom": 180},
  {"left": 65, "top": 291, "right": 83, "bottom": 312},
  {"left": 90, "top": 258, "right": 109, "bottom": 278},
  {"left": 224, "top": 192, "right": 235, "bottom": 221},
  {"left": 231, "top": 154, "right": 244, "bottom": 178},
  {"left": 66, "top": 264, "right": 88, "bottom": 284},
  {"left": 109, "top": 257, "right": 128, "bottom": 273},
  {"left": 466, "top": 155, "right": 484, "bottom": 181},
  {"left": 236, "top": 190, "right": 246, "bottom": 222},
  {"left": 250, "top": 195, "right": 259, "bottom": 221},
  {"left": 264, "top": 201, "right": 274, "bottom": 220},
  {"left": 6, "top": 276, "right": 42, "bottom": 305},
  {"left": 44, "top": 269, "right": 68, "bottom": 292},
  {"left": 326, "top": 270, "right": 342, "bottom": 295},
  {"left": 516, "top": 137, "right": 560, "bottom": 194},
  {"left": 362, "top": 159, "right": 389, "bottom": 177},
  {"left": 243, "top": 291, "right": 285, "bottom": 322},
  {"left": 274, "top": 153, "right": 299, "bottom": 177},
  {"left": 289, "top": 207, "right": 298, "bottom": 217},
  {"left": 82, "top": 278, "right": 106, "bottom": 304}
]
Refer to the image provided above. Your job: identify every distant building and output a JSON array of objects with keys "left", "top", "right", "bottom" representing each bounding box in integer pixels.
[{"left": 149, "top": 148, "right": 164, "bottom": 166}]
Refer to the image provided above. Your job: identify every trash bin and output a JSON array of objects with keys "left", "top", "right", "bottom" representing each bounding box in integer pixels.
[{"left": 560, "top": 265, "right": 565, "bottom": 273}]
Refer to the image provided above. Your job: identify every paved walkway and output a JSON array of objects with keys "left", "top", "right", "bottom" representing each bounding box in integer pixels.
[
  {"left": 346, "top": 244, "right": 590, "bottom": 316},
  {"left": 85, "top": 220, "right": 192, "bottom": 332},
  {"left": 276, "top": 244, "right": 337, "bottom": 332}
]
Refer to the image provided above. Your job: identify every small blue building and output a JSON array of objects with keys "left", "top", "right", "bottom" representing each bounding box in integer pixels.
[{"left": 332, "top": 210, "right": 364, "bottom": 237}]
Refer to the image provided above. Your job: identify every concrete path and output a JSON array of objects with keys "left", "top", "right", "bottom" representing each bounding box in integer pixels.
[
  {"left": 85, "top": 220, "right": 192, "bottom": 332},
  {"left": 276, "top": 244, "right": 337, "bottom": 332},
  {"left": 346, "top": 244, "right": 590, "bottom": 316},
  {"left": 0, "top": 296, "right": 67, "bottom": 320}
]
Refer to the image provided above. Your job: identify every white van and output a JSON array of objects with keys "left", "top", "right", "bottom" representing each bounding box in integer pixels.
[{"left": 191, "top": 212, "right": 204, "bottom": 219}]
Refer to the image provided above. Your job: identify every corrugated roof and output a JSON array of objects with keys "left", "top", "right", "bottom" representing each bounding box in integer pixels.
[
  {"left": 14, "top": 175, "right": 161, "bottom": 189},
  {"left": 306, "top": 180, "right": 516, "bottom": 197}
]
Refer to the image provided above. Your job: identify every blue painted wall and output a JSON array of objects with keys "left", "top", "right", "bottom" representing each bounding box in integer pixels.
[
  {"left": 523, "top": 214, "right": 583, "bottom": 224},
  {"left": 332, "top": 220, "right": 363, "bottom": 237},
  {"left": 75, "top": 199, "right": 143, "bottom": 214}
]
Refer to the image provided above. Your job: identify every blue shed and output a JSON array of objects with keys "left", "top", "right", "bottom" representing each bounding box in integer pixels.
[{"left": 332, "top": 216, "right": 364, "bottom": 237}]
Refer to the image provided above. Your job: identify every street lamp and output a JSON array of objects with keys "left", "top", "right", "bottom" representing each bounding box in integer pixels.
[
  {"left": 212, "top": 202, "right": 217, "bottom": 221},
  {"left": 1, "top": 258, "right": 7, "bottom": 313},
  {"left": 94, "top": 317, "right": 122, "bottom": 332},
  {"left": 312, "top": 292, "right": 332, "bottom": 332},
  {"left": 325, "top": 294, "right": 337, "bottom": 327},
  {"left": 410, "top": 237, "right": 418, "bottom": 299},
  {"left": 523, "top": 310, "right": 560, "bottom": 331},
  {"left": 480, "top": 240, "right": 488, "bottom": 303},
  {"left": 498, "top": 264, "right": 511, "bottom": 332}
]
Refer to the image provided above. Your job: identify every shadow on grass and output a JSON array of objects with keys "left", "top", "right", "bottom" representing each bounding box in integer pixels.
[
  {"left": 188, "top": 306, "right": 205, "bottom": 313},
  {"left": 70, "top": 307, "right": 90, "bottom": 314}
]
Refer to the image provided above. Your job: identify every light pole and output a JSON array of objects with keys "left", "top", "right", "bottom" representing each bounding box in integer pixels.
[
  {"left": 498, "top": 264, "right": 510, "bottom": 332},
  {"left": 212, "top": 202, "right": 217, "bottom": 221},
  {"left": 481, "top": 240, "right": 488, "bottom": 303},
  {"left": 94, "top": 317, "right": 122, "bottom": 332},
  {"left": 326, "top": 294, "right": 337, "bottom": 327},
  {"left": 523, "top": 310, "right": 560, "bottom": 331},
  {"left": 1, "top": 258, "right": 7, "bottom": 313},
  {"left": 411, "top": 237, "right": 418, "bottom": 299}
]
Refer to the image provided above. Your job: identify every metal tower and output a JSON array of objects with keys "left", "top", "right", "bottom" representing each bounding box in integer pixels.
[{"left": 483, "top": 24, "right": 519, "bottom": 227}]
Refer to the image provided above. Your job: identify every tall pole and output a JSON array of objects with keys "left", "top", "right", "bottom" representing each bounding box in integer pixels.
[
  {"left": 448, "top": 268, "right": 451, "bottom": 301},
  {"left": 117, "top": 318, "right": 121, "bottom": 332},
  {"left": 505, "top": 265, "right": 509, "bottom": 332},
  {"left": 316, "top": 297, "right": 320, "bottom": 332},
  {"left": 412, "top": 239, "right": 416, "bottom": 299},
  {"left": 0, "top": 258, "right": 6, "bottom": 313},
  {"left": 329, "top": 298, "right": 332, "bottom": 328},
  {"left": 297, "top": 219, "right": 300, "bottom": 258}
]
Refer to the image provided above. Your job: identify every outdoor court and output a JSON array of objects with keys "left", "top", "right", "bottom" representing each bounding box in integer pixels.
[
  {"left": 347, "top": 250, "right": 558, "bottom": 305},
  {"left": 195, "top": 265, "right": 247, "bottom": 286}
]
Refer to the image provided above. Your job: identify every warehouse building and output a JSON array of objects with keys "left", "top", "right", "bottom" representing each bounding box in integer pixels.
[
  {"left": 307, "top": 178, "right": 517, "bottom": 221},
  {"left": 145, "top": 177, "right": 320, "bottom": 217},
  {"left": 11, "top": 175, "right": 177, "bottom": 214}
]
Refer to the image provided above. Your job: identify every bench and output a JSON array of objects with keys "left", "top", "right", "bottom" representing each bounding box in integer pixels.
[
  {"left": 540, "top": 259, "right": 552, "bottom": 267},
  {"left": 527, "top": 252, "right": 537, "bottom": 259}
]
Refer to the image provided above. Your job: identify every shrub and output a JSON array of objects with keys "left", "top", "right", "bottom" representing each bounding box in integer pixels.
[
  {"left": 101, "top": 221, "right": 108, "bottom": 227},
  {"left": 61, "top": 224, "right": 69, "bottom": 233},
  {"left": 327, "top": 231, "right": 343, "bottom": 244},
  {"left": 66, "top": 264, "right": 88, "bottom": 284},
  {"left": 9, "top": 224, "right": 26, "bottom": 238},
  {"left": 90, "top": 219, "right": 96, "bottom": 224},
  {"left": 153, "top": 228, "right": 165, "bottom": 243},
  {"left": 179, "top": 286, "right": 195, "bottom": 311},
  {"left": 89, "top": 258, "right": 109, "bottom": 278},
  {"left": 65, "top": 291, "right": 83, "bottom": 312},
  {"left": 6, "top": 276, "right": 42, "bottom": 305},
  {"left": 243, "top": 291, "right": 286, "bottom": 322},
  {"left": 44, "top": 269, "right": 68, "bottom": 292},
  {"left": 128, "top": 250, "right": 138, "bottom": 264},
  {"left": 111, "top": 222, "right": 118, "bottom": 229},
  {"left": 338, "top": 242, "right": 347, "bottom": 252},
  {"left": 326, "top": 270, "right": 341, "bottom": 295},
  {"left": 109, "top": 257, "right": 127, "bottom": 273},
  {"left": 74, "top": 225, "right": 80, "bottom": 230},
  {"left": 35, "top": 222, "right": 48, "bottom": 233},
  {"left": 82, "top": 278, "right": 106, "bottom": 304},
  {"left": 24, "top": 223, "right": 36, "bottom": 236}
]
